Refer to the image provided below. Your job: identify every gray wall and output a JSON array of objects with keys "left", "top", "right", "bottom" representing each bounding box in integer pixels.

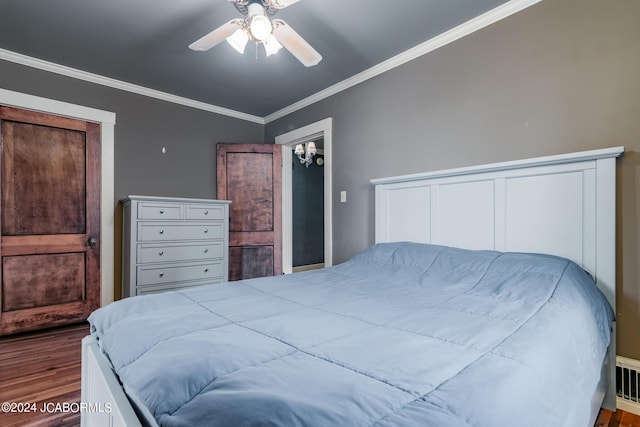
[
  {"left": 266, "top": 0, "right": 640, "bottom": 358},
  {"left": 0, "top": 59, "right": 263, "bottom": 299},
  {"left": 0, "top": 60, "right": 264, "bottom": 203}
]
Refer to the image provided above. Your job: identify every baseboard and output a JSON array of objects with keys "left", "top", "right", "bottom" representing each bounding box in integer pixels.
[{"left": 292, "top": 263, "right": 324, "bottom": 273}]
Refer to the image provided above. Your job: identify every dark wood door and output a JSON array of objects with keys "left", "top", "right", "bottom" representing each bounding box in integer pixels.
[
  {"left": 0, "top": 106, "right": 101, "bottom": 335},
  {"left": 217, "top": 143, "right": 282, "bottom": 281}
]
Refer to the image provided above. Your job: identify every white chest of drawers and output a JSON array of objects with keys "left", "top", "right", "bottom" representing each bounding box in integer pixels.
[{"left": 121, "top": 196, "right": 230, "bottom": 297}]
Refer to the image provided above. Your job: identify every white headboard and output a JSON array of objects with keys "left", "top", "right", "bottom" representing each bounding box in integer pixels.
[{"left": 372, "top": 146, "right": 623, "bottom": 410}]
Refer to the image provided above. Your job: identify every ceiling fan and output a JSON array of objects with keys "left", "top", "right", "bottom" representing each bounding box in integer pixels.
[{"left": 189, "top": 0, "right": 322, "bottom": 67}]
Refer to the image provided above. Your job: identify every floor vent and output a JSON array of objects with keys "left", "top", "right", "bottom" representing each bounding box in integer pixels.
[{"left": 616, "top": 356, "right": 640, "bottom": 415}]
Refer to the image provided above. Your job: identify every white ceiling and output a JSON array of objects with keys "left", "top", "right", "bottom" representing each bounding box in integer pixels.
[{"left": 0, "top": 0, "right": 529, "bottom": 120}]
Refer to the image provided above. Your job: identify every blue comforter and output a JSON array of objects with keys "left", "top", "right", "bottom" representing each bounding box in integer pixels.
[{"left": 89, "top": 242, "right": 613, "bottom": 427}]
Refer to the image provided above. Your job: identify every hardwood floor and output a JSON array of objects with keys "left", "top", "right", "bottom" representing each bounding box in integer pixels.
[
  {"left": 0, "top": 323, "right": 639, "bottom": 427},
  {"left": 0, "top": 323, "right": 88, "bottom": 427},
  {"left": 598, "top": 408, "right": 640, "bottom": 427}
]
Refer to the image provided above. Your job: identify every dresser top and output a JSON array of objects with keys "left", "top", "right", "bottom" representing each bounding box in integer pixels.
[{"left": 121, "top": 195, "right": 231, "bottom": 204}]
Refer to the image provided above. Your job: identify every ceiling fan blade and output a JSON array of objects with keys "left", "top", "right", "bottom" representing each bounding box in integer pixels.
[
  {"left": 270, "top": 0, "right": 301, "bottom": 9},
  {"left": 272, "top": 20, "right": 321, "bottom": 67},
  {"left": 189, "top": 19, "right": 242, "bottom": 51}
]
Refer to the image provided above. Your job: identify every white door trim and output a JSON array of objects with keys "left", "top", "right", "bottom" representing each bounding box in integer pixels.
[
  {"left": 0, "top": 88, "right": 116, "bottom": 306},
  {"left": 275, "top": 118, "right": 333, "bottom": 274}
]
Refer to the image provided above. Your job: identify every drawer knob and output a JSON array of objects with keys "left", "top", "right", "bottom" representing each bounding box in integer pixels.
[
  {"left": 204, "top": 210, "right": 209, "bottom": 215},
  {"left": 159, "top": 272, "right": 165, "bottom": 277},
  {"left": 204, "top": 229, "right": 208, "bottom": 233},
  {"left": 159, "top": 229, "right": 164, "bottom": 234},
  {"left": 204, "top": 268, "right": 209, "bottom": 273},
  {"left": 159, "top": 251, "right": 164, "bottom": 256},
  {"left": 204, "top": 248, "right": 208, "bottom": 253},
  {"left": 159, "top": 209, "right": 164, "bottom": 214}
]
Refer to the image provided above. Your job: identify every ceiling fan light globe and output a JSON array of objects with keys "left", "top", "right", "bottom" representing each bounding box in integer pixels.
[
  {"left": 264, "top": 34, "right": 283, "bottom": 56},
  {"left": 227, "top": 29, "right": 249, "bottom": 53},
  {"left": 249, "top": 15, "right": 272, "bottom": 42}
]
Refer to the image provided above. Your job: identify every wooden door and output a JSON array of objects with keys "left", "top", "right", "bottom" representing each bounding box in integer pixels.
[
  {"left": 217, "top": 143, "right": 282, "bottom": 281},
  {"left": 0, "top": 106, "right": 101, "bottom": 335}
]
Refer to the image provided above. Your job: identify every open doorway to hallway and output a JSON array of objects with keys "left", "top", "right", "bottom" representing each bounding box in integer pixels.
[
  {"left": 291, "top": 139, "right": 324, "bottom": 272},
  {"left": 275, "top": 118, "right": 332, "bottom": 274}
]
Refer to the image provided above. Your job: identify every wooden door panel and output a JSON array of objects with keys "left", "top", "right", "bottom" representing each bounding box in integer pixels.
[
  {"left": 2, "top": 253, "right": 85, "bottom": 311},
  {"left": 2, "top": 121, "right": 86, "bottom": 235},
  {"left": 0, "top": 106, "right": 101, "bottom": 335},
  {"left": 229, "top": 246, "right": 274, "bottom": 280},
  {"left": 227, "top": 152, "right": 274, "bottom": 232},
  {"left": 217, "top": 143, "right": 282, "bottom": 281}
]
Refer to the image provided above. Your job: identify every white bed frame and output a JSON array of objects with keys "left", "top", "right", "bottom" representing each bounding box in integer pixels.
[
  {"left": 372, "top": 146, "right": 623, "bottom": 425},
  {"left": 81, "top": 146, "right": 623, "bottom": 427}
]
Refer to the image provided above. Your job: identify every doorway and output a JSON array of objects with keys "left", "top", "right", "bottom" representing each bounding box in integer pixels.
[
  {"left": 291, "top": 140, "right": 324, "bottom": 272},
  {"left": 216, "top": 143, "right": 282, "bottom": 280},
  {"left": 0, "top": 88, "right": 116, "bottom": 309},
  {"left": 0, "top": 106, "right": 101, "bottom": 334},
  {"left": 275, "top": 118, "right": 332, "bottom": 274}
]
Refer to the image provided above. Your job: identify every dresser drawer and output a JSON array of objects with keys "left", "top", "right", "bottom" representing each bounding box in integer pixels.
[
  {"left": 138, "top": 202, "right": 182, "bottom": 220},
  {"left": 138, "top": 222, "right": 224, "bottom": 241},
  {"left": 137, "top": 242, "right": 224, "bottom": 263},
  {"left": 137, "top": 261, "right": 224, "bottom": 286},
  {"left": 187, "top": 204, "right": 226, "bottom": 220},
  {"left": 135, "top": 277, "right": 225, "bottom": 296}
]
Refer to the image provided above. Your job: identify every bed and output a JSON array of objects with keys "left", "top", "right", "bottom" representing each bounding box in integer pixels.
[{"left": 81, "top": 146, "right": 623, "bottom": 427}]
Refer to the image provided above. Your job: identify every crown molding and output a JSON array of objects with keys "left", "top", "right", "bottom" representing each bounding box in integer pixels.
[
  {"left": 0, "top": 0, "right": 541, "bottom": 126},
  {"left": 0, "top": 48, "right": 265, "bottom": 124},
  {"left": 263, "top": 0, "right": 542, "bottom": 123}
]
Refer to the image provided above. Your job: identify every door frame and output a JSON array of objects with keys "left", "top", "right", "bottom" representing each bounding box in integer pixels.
[
  {"left": 275, "top": 118, "right": 332, "bottom": 274},
  {"left": 0, "top": 88, "right": 116, "bottom": 306}
]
